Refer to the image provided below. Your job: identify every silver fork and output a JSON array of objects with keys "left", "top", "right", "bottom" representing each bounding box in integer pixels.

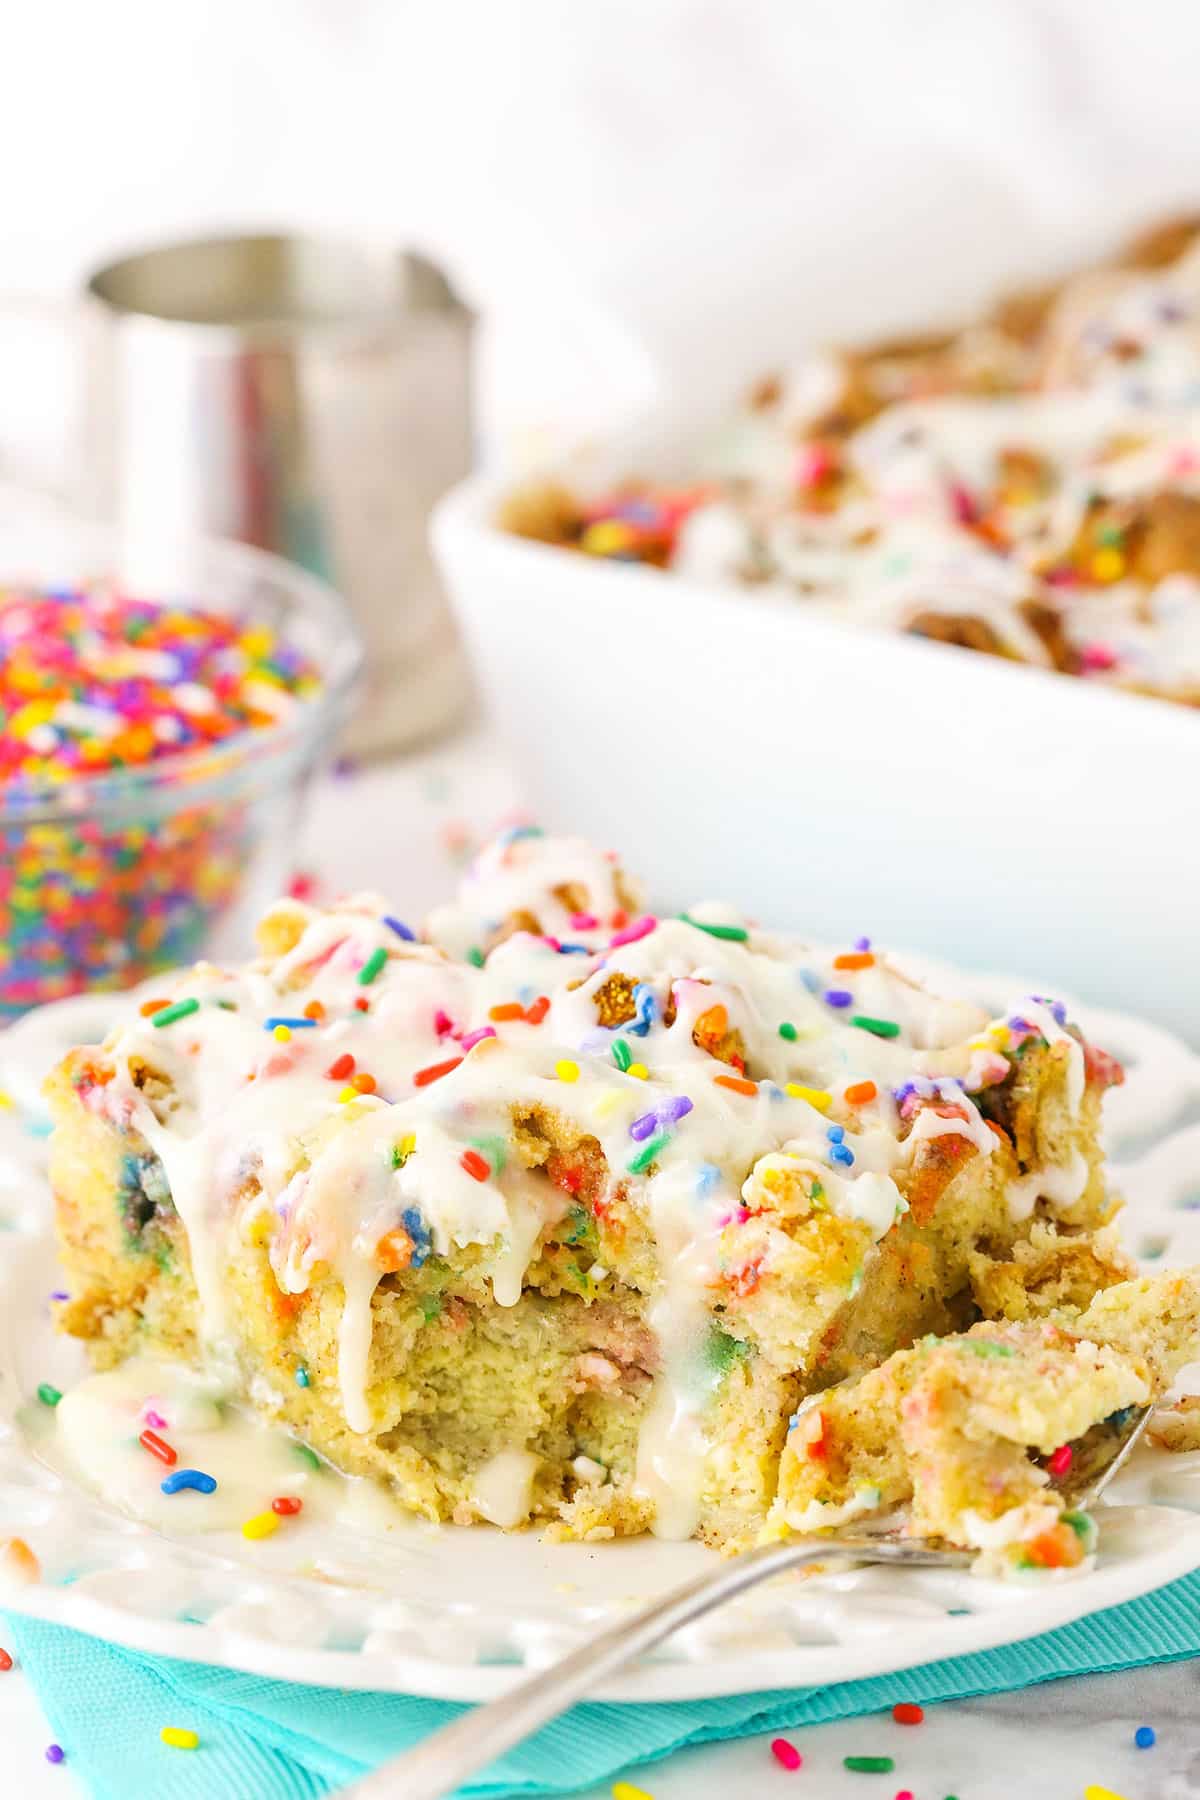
[{"left": 342, "top": 1403, "right": 1152, "bottom": 1800}]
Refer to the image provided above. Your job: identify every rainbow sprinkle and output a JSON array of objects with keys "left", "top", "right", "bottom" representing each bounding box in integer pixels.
[
  {"left": 242, "top": 1512, "right": 280, "bottom": 1540},
  {"left": 151, "top": 998, "right": 199, "bottom": 1027},
  {"left": 852, "top": 1014, "right": 901, "bottom": 1039},
  {"left": 160, "top": 1468, "right": 217, "bottom": 1496},
  {"left": 679, "top": 913, "right": 749, "bottom": 942},
  {"left": 0, "top": 585, "right": 319, "bottom": 1016},
  {"left": 358, "top": 947, "right": 388, "bottom": 986},
  {"left": 770, "top": 1736, "right": 803, "bottom": 1770},
  {"left": 139, "top": 1428, "right": 177, "bottom": 1467}
]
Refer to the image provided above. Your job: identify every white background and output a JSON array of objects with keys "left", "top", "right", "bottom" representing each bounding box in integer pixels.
[{"left": 4, "top": 0, "right": 1200, "bottom": 487}]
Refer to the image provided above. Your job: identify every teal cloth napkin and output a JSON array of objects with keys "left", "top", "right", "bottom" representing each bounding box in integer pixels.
[{"left": 9, "top": 1571, "right": 1200, "bottom": 1798}]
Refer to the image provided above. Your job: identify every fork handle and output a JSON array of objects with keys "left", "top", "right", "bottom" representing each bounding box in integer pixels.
[{"left": 342, "top": 1537, "right": 964, "bottom": 1800}]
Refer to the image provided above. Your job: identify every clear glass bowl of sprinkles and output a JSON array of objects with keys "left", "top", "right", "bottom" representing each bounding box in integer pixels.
[{"left": 0, "top": 492, "right": 362, "bottom": 1017}]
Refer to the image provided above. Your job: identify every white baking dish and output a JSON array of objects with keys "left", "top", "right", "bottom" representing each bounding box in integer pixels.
[{"left": 433, "top": 475, "right": 1200, "bottom": 1041}]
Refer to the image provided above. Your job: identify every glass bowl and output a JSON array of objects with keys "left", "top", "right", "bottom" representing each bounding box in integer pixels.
[{"left": 0, "top": 493, "right": 362, "bottom": 1017}]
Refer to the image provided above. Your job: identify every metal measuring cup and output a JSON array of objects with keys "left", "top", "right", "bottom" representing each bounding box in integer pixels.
[{"left": 82, "top": 234, "right": 472, "bottom": 755}]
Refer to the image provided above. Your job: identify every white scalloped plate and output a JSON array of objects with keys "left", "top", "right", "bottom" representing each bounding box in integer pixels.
[{"left": 2, "top": 982, "right": 1200, "bottom": 1701}]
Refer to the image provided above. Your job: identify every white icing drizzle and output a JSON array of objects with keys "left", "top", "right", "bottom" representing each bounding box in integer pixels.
[
  {"left": 1006, "top": 1148, "right": 1090, "bottom": 1225},
  {"left": 337, "top": 1261, "right": 381, "bottom": 1435},
  {"left": 78, "top": 832, "right": 1102, "bottom": 1537},
  {"left": 1016, "top": 997, "right": 1086, "bottom": 1115},
  {"left": 635, "top": 1160, "right": 727, "bottom": 1539},
  {"left": 470, "top": 1449, "right": 541, "bottom": 1527}
]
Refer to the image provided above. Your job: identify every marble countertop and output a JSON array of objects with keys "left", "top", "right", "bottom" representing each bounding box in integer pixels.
[
  {"left": 3, "top": 1657, "right": 1196, "bottom": 1798},
  {"left": 4, "top": 733, "right": 1198, "bottom": 1799}
]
